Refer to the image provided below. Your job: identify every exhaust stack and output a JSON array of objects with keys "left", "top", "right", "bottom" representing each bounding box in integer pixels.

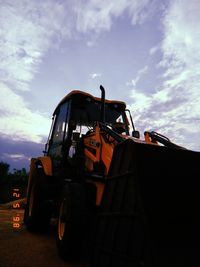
[{"left": 100, "top": 85, "right": 105, "bottom": 123}]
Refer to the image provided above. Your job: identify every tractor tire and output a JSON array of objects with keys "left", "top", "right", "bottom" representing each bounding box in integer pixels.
[
  {"left": 24, "top": 168, "right": 51, "bottom": 232},
  {"left": 56, "top": 183, "right": 86, "bottom": 260}
]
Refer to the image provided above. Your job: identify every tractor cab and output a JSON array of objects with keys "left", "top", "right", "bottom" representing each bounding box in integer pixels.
[{"left": 45, "top": 90, "right": 131, "bottom": 176}]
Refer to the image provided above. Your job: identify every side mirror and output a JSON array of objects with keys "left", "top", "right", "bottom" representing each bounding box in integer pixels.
[{"left": 132, "top": 130, "right": 140, "bottom": 139}]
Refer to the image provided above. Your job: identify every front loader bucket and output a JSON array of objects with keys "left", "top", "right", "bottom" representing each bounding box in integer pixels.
[{"left": 91, "top": 139, "right": 200, "bottom": 267}]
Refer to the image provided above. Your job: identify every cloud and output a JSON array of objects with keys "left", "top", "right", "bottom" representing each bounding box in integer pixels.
[
  {"left": 3, "top": 153, "right": 28, "bottom": 161},
  {"left": 129, "top": 87, "right": 194, "bottom": 148},
  {"left": 160, "top": 0, "right": 200, "bottom": 147},
  {"left": 90, "top": 73, "right": 102, "bottom": 79},
  {"left": 0, "top": 136, "right": 43, "bottom": 171},
  {"left": 0, "top": 0, "right": 73, "bottom": 143},
  {"left": 0, "top": 82, "right": 51, "bottom": 143},
  {"left": 129, "top": 80, "right": 200, "bottom": 150},
  {"left": 160, "top": 0, "right": 200, "bottom": 92},
  {"left": 149, "top": 44, "right": 160, "bottom": 55},
  {"left": 128, "top": 0, "right": 200, "bottom": 151},
  {"left": 126, "top": 65, "right": 148, "bottom": 87},
  {"left": 76, "top": 0, "right": 157, "bottom": 34},
  {"left": 0, "top": 0, "right": 71, "bottom": 91}
]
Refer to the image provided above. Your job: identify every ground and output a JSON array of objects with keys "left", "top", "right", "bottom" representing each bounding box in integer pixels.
[{"left": 0, "top": 200, "right": 89, "bottom": 267}]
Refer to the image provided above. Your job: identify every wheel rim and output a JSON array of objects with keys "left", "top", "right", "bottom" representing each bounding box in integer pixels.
[
  {"left": 58, "top": 199, "right": 67, "bottom": 240},
  {"left": 28, "top": 184, "right": 35, "bottom": 217}
]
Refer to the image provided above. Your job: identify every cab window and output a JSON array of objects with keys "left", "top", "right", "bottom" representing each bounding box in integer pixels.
[
  {"left": 51, "top": 103, "right": 69, "bottom": 144},
  {"left": 48, "top": 102, "right": 69, "bottom": 159}
]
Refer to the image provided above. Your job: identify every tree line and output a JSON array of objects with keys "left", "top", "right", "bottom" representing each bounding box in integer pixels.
[{"left": 0, "top": 161, "right": 28, "bottom": 186}]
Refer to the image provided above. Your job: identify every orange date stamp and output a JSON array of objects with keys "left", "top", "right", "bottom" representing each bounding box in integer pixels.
[{"left": 12, "top": 188, "right": 21, "bottom": 229}]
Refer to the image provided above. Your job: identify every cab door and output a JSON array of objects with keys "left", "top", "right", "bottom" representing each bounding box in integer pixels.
[{"left": 47, "top": 101, "right": 70, "bottom": 172}]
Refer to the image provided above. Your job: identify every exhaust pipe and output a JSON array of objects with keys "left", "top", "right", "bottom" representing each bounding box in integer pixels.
[{"left": 100, "top": 85, "right": 105, "bottom": 123}]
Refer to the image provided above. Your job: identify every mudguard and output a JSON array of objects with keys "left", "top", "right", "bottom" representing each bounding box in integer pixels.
[
  {"left": 37, "top": 156, "right": 52, "bottom": 176},
  {"left": 26, "top": 156, "right": 52, "bottom": 197}
]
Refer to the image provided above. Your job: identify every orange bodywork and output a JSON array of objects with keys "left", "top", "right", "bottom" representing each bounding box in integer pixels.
[
  {"left": 144, "top": 132, "right": 158, "bottom": 145},
  {"left": 55, "top": 90, "right": 126, "bottom": 114},
  {"left": 26, "top": 156, "right": 52, "bottom": 199},
  {"left": 83, "top": 124, "right": 115, "bottom": 176},
  {"left": 83, "top": 124, "right": 116, "bottom": 206},
  {"left": 95, "top": 182, "right": 105, "bottom": 206},
  {"left": 37, "top": 156, "right": 52, "bottom": 176}
]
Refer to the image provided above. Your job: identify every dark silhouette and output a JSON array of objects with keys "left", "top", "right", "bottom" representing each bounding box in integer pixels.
[{"left": 0, "top": 161, "right": 28, "bottom": 203}]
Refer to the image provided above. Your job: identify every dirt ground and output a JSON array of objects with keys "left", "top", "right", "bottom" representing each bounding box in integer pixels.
[{"left": 0, "top": 201, "right": 89, "bottom": 267}]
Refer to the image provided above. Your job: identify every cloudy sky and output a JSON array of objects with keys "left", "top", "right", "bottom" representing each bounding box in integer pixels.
[{"left": 0, "top": 0, "right": 200, "bottom": 171}]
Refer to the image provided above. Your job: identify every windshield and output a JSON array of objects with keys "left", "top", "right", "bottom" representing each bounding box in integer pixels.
[{"left": 70, "top": 100, "right": 129, "bottom": 135}]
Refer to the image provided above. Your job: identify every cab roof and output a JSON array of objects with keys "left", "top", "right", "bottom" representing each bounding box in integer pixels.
[{"left": 53, "top": 90, "right": 126, "bottom": 115}]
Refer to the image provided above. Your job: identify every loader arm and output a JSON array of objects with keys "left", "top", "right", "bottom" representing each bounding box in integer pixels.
[{"left": 144, "top": 131, "right": 186, "bottom": 149}]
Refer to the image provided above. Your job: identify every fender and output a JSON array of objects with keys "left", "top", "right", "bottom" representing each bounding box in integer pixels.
[
  {"left": 26, "top": 156, "right": 53, "bottom": 197},
  {"left": 29, "top": 156, "right": 52, "bottom": 176},
  {"left": 37, "top": 156, "right": 53, "bottom": 176}
]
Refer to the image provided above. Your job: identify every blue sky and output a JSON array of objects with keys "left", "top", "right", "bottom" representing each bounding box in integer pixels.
[{"left": 0, "top": 0, "right": 200, "bottom": 171}]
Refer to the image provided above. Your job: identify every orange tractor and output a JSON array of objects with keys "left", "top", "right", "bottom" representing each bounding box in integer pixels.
[{"left": 24, "top": 86, "right": 200, "bottom": 266}]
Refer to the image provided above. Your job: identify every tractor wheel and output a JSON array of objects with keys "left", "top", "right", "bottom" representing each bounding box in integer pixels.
[
  {"left": 24, "top": 168, "right": 51, "bottom": 232},
  {"left": 56, "top": 183, "right": 86, "bottom": 260}
]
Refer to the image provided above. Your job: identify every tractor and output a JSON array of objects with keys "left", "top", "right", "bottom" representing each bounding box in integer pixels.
[{"left": 24, "top": 86, "right": 200, "bottom": 266}]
